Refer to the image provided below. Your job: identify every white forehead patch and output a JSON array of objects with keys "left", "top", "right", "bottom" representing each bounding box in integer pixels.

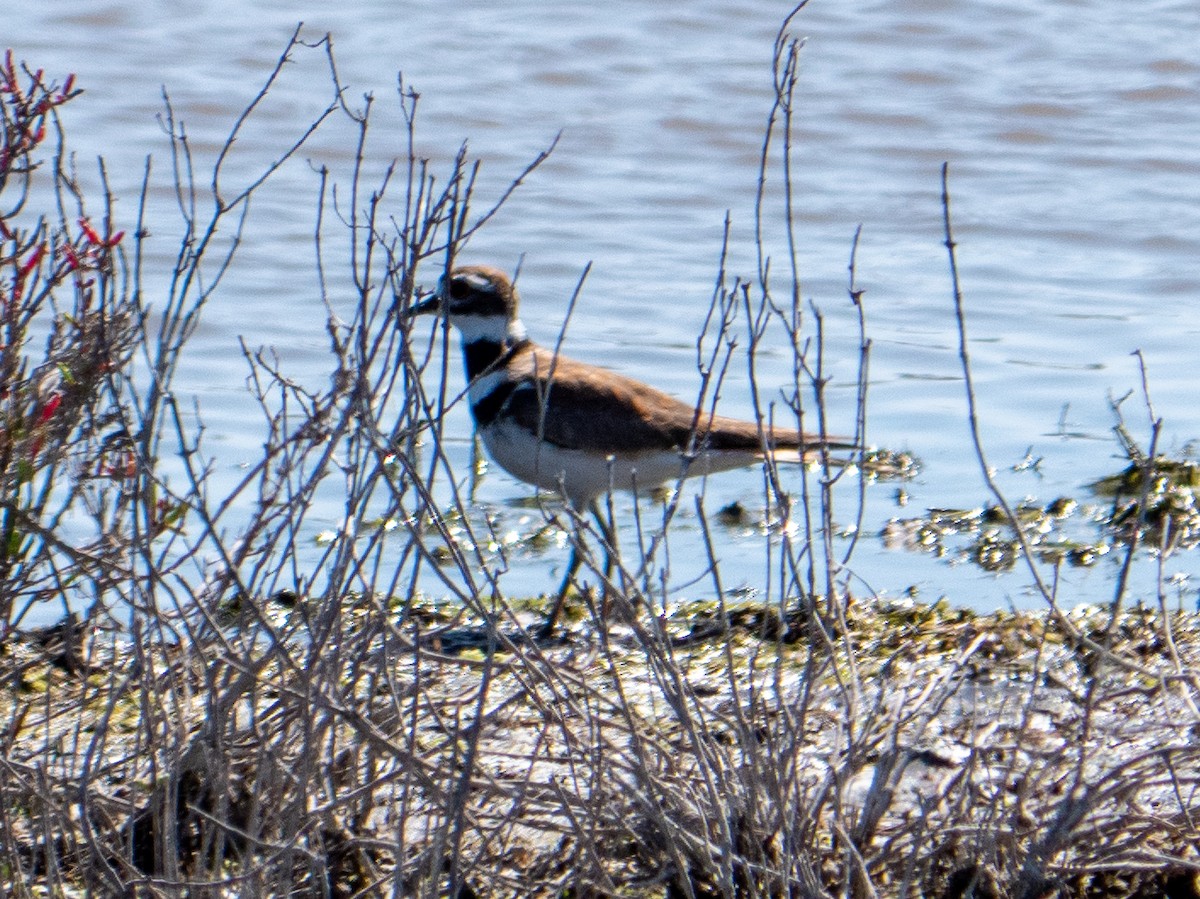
[{"left": 457, "top": 271, "right": 495, "bottom": 292}]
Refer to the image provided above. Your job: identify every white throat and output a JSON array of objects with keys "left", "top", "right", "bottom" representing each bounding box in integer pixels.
[{"left": 452, "top": 313, "right": 527, "bottom": 346}]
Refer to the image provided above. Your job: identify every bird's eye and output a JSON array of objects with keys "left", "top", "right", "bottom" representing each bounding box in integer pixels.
[{"left": 448, "top": 278, "right": 471, "bottom": 300}]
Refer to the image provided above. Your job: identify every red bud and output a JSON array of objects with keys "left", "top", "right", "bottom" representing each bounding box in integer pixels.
[{"left": 38, "top": 393, "right": 62, "bottom": 423}]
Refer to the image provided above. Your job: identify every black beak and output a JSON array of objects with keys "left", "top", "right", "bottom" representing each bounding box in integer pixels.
[{"left": 406, "top": 290, "right": 443, "bottom": 317}]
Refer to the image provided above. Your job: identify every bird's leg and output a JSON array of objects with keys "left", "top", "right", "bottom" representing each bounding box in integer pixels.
[
  {"left": 539, "top": 500, "right": 617, "bottom": 639},
  {"left": 589, "top": 501, "right": 618, "bottom": 622},
  {"left": 539, "top": 531, "right": 583, "bottom": 640}
]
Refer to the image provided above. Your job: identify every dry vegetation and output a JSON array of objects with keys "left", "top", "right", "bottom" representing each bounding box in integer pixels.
[
  {"left": 7, "top": 597, "right": 1200, "bottom": 898},
  {"left": 2, "top": 13, "right": 1199, "bottom": 899}
]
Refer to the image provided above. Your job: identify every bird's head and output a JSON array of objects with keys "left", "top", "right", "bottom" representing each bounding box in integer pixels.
[{"left": 409, "top": 265, "right": 526, "bottom": 345}]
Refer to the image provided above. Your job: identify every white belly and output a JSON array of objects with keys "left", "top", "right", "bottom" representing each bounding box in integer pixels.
[{"left": 479, "top": 419, "right": 762, "bottom": 508}]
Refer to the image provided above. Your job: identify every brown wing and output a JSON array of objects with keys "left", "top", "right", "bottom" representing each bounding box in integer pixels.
[
  {"left": 502, "top": 348, "right": 696, "bottom": 453},
  {"left": 503, "top": 345, "right": 837, "bottom": 455}
]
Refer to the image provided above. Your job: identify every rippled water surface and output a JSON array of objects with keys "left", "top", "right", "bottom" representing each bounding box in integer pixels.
[{"left": 7, "top": 0, "right": 1200, "bottom": 616}]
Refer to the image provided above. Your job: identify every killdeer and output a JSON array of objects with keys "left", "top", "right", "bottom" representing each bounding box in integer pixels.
[{"left": 408, "top": 264, "right": 854, "bottom": 635}]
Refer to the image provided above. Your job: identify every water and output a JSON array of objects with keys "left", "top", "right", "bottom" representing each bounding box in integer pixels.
[{"left": 6, "top": 0, "right": 1200, "bottom": 620}]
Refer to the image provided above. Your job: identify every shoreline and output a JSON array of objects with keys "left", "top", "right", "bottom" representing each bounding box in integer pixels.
[{"left": 6, "top": 597, "right": 1199, "bottom": 896}]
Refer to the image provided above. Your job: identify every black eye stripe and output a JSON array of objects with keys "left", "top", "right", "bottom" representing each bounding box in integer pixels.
[{"left": 442, "top": 277, "right": 514, "bottom": 318}]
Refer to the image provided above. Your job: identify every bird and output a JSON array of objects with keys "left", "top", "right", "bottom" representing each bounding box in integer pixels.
[{"left": 407, "top": 264, "right": 854, "bottom": 636}]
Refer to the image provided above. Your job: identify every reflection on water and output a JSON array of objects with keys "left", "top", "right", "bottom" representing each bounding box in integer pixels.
[{"left": 4, "top": 0, "right": 1200, "bottom": 616}]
